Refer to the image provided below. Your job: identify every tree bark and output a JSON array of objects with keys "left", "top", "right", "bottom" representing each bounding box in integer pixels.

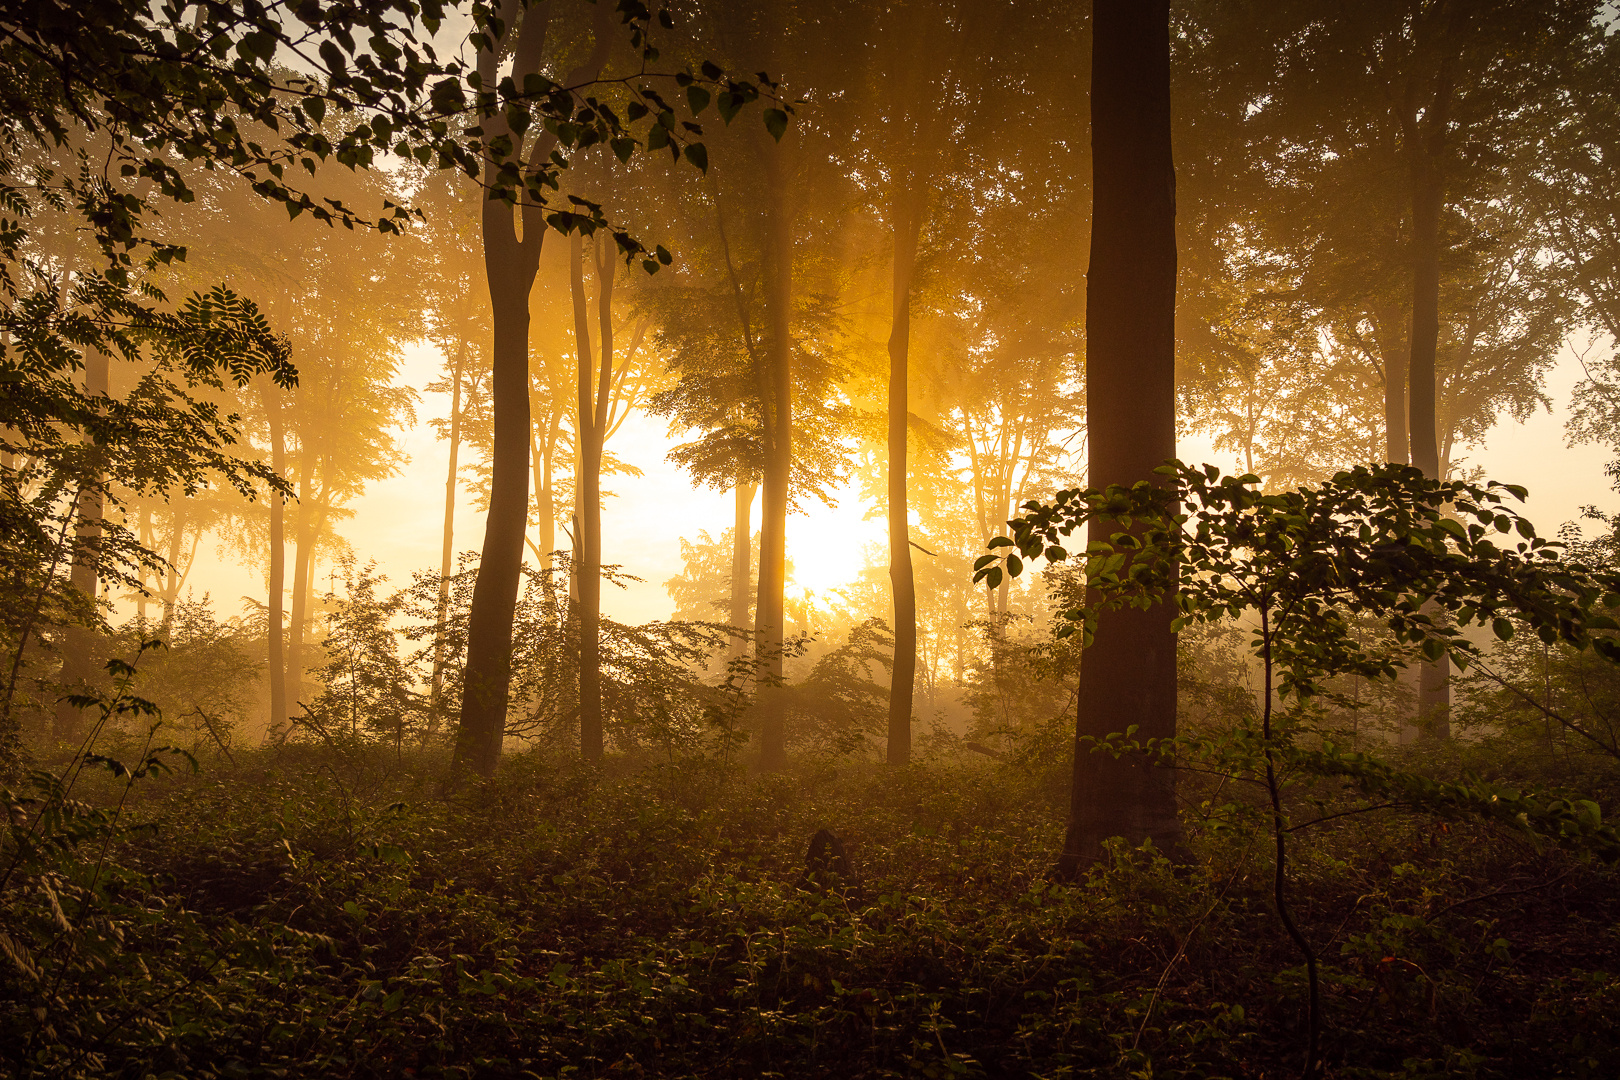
[
  {"left": 755, "top": 139, "right": 794, "bottom": 772},
  {"left": 1375, "top": 303, "right": 1410, "bottom": 465},
  {"left": 453, "top": 0, "right": 612, "bottom": 778},
  {"left": 887, "top": 183, "right": 923, "bottom": 767},
  {"left": 571, "top": 229, "right": 614, "bottom": 763},
  {"left": 430, "top": 337, "right": 467, "bottom": 721},
  {"left": 1408, "top": 144, "right": 1451, "bottom": 740},
  {"left": 730, "top": 479, "right": 756, "bottom": 657},
  {"left": 1059, "top": 0, "right": 1182, "bottom": 876},
  {"left": 52, "top": 346, "right": 109, "bottom": 742},
  {"left": 266, "top": 384, "right": 288, "bottom": 732},
  {"left": 286, "top": 467, "right": 312, "bottom": 716}
]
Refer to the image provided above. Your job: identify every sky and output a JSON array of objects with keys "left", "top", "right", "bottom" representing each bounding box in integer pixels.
[{"left": 173, "top": 335, "right": 1615, "bottom": 629}]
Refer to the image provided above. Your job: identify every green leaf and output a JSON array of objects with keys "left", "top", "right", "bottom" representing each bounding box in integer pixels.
[
  {"left": 683, "top": 142, "right": 708, "bottom": 172},
  {"left": 646, "top": 124, "right": 669, "bottom": 151},
  {"left": 301, "top": 96, "right": 326, "bottom": 123},
  {"left": 1007, "top": 554, "right": 1024, "bottom": 578},
  {"left": 764, "top": 107, "right": 788, "bottom": 141},
  {"left": 610, "top": 137, "right": 635, "bottom": 163},
  {"left": 687, "top": 85, "right": 711, "bottom": 115},
  {"left": 1493, "top": 618, "right": 1514, "bottom": 641},
  {"left": 987, "top": 537, "right": 1014, "bottom": 549}
]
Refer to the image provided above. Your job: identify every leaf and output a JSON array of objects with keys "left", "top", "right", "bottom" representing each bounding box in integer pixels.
[
  {"left": 987, "top": 537, "right": 1014, "bottom": 549},
  {"left": 684, "top": 142, "right": 708, "bottom": 172},
  {"left": 301, "top": 96, "right": 326, "bottom": 124},
  {"left": 646, "top": 124, "right": 669, "bottom": 151},
  {"left": 610, "top": 137, "right": 635, "bottom": 164},
  {"left": 764, "top": 107, "right": 788, "bottom": 141},
  {"left": 1493, "top": 618, "right": 1514, "bottom": 641},
  {"left": 687, "top": 85, "right": 711, "bottom": 115}
]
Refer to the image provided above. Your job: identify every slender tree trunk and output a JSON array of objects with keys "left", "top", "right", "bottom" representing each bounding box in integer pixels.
[
  {"left": 571, "top": 229, "right": 611, "bottom": 763},
  {"left": 266, "top": 384, "right": 288, "bottom": 732},
  {"left": 52, "top": 347, "right": 109, "bottom": 742},
  {"left": 286, "top": 470, "right": 312, "bottom": 716},
  {"left": 161, "top": 503, "right": 184, "bottom": 633},
  {"left": 730, "top": 480, "right": 756, "bottom": 657},
  {"left": 1059, "top": 0, "right": 1182, "bottom": 876},
  {"left": 1375, "top": 303, "right": 1410, "bottom": 465},
  {"left": 538, "top": 407, "right": 560, "bottom": 566},
  {"left": 755, "top": 141, "right": 794, "bottom": 772},
  {"left": 430, "top": 338, "right": 467, "bottom": 719},
  {"left": 454, "top": 1, "right": 611, "bottom": 778},
  {"left": 1408, "top": 151, "right": 1450, "bottom": 739},
  {"left": 887, "top": 185, "right": 923, "bottom": 767}
]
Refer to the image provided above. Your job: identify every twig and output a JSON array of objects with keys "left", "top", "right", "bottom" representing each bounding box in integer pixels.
[{"left": 1430, "top": 869, "right": 1574, "bottom": 921}]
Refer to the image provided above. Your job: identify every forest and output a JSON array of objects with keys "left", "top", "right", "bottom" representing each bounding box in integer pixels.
[{"left": 4, "top": 0, "right": 1620, "bottom": 1076}]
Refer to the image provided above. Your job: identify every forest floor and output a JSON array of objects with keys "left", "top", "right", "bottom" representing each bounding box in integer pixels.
[{"left": 6, "top": 746, "right": 1620, "bottom": 1079}]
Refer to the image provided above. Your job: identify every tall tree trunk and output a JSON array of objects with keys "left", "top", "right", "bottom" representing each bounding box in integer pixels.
[
  {"left": 286, "top": 467, "right": 313, "bottom": 717},
  {"left": 571, "top": 229, "right": 614, "bottom": 763},
  {"left": 1408, "top": 149, "right": 1450, "bottom": 740},
  {"left": 1375, "top": 303, "right": 1410, "bottom": 465},
  {"left": 52, "top": 347, "right": 109, "bottom": 742},
  {"left": 755, "top": 141, "right": 794, "bottom": 772},
  {"left": 887, "top": 185, "right": 923, "bottom": 767},
  {"left": 537, "top": 407, "right": 560, "bottom": 566},
  {"left": 453, "top": 0, "right": 611, "bottom": 778},
  {"left": 430, "top": 337, "right": 467, "bottom": 720},
  {"left": 266, "top": 385, "right": 288, "bottom": 732},
  {"left": 730, "top": 479, "right": 756, "bottom": 657},
  {"left": 161, "top": 503, "right": 184, "bottom": 633},
  {"left": 1059, "top": 0, "right": 1182, "bottom": 876}
]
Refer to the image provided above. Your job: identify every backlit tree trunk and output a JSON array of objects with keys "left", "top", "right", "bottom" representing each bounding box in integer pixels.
[
  {"left": 887, "top": 183, "right": 923, "bottom": 767},
  {"left": 755, "top": 141, "right": 794, "bottom": 772},
  {"left": 1408, "top": 132, "right": 1451, "bottom": 740},
  {"left": 731, "top": 479, "right": 756, "bottom": 657},
  {"left": 1375, "top": 303, "right": 1409, "bottom": 465},
  {"left": 430, "top": 337, "right": 467, "bottom": 719},
  {"left": 1059, "top": 0, "right": 1182, "bottom": 876},
  {"left": 266, "top": 385, "right": 288, "bottom": 731},
  {"left": 570, "top": 229, "right": 615, "bottom": 762},
  {"left": 454, "top": 1, "right": 612, "bottom": 777}
]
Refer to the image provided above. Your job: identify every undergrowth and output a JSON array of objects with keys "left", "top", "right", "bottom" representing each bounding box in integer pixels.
[{"left": 4, "top": 743, "right": 1618, "bottom": 1080}]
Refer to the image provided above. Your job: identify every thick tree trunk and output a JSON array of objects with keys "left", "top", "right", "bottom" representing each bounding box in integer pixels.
[
  {"left": 266, "top": 385, "right": 288, "bottom": 733},
  {"left": 887, "top": 187, "right": 923, "bottom": 767},
  {"left": 52, "top": 346, "right": 109, "bottom": 742},
  {"left": 755, "top": 143, "right": 794, "bottom": 772},
  {"left": 1059, "top": 0, "right": 1182, "bottom": 876},
  {"left": 730, "top": 480, "right": 756, "bottom": 657},
  {"left": 430, "top": 339, "right": 466, "bottom": 721},
  {"left": 1408, "top": 154, "right": 1451, "bottom": 740},
  {"left": 453, "top": 0, "right": 610, "bottom": 778},
  {"left": 456, "top": 258, "right": 536, "bottom": 774}
]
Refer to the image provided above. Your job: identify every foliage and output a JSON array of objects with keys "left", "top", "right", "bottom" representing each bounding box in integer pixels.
[
  {"left": 303, "top": 559, "right": 421, "bottom": 754},
  {"left": 408, "top": 554, "right": 735, "bottom": 755},
  {"left": 979, "top": 460, "right": 1620, "bottom": 1074},
  {"left": 0, "top": 737, "right": 1617, "bottom": 1079}
]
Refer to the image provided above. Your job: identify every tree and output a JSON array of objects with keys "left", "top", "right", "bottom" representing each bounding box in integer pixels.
[
  {"left": 453, "top": 0, "right": 619, "bottom": 778},
  {"left": 1059, "top": 0, "right": 1181, "bottom": 873}
]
